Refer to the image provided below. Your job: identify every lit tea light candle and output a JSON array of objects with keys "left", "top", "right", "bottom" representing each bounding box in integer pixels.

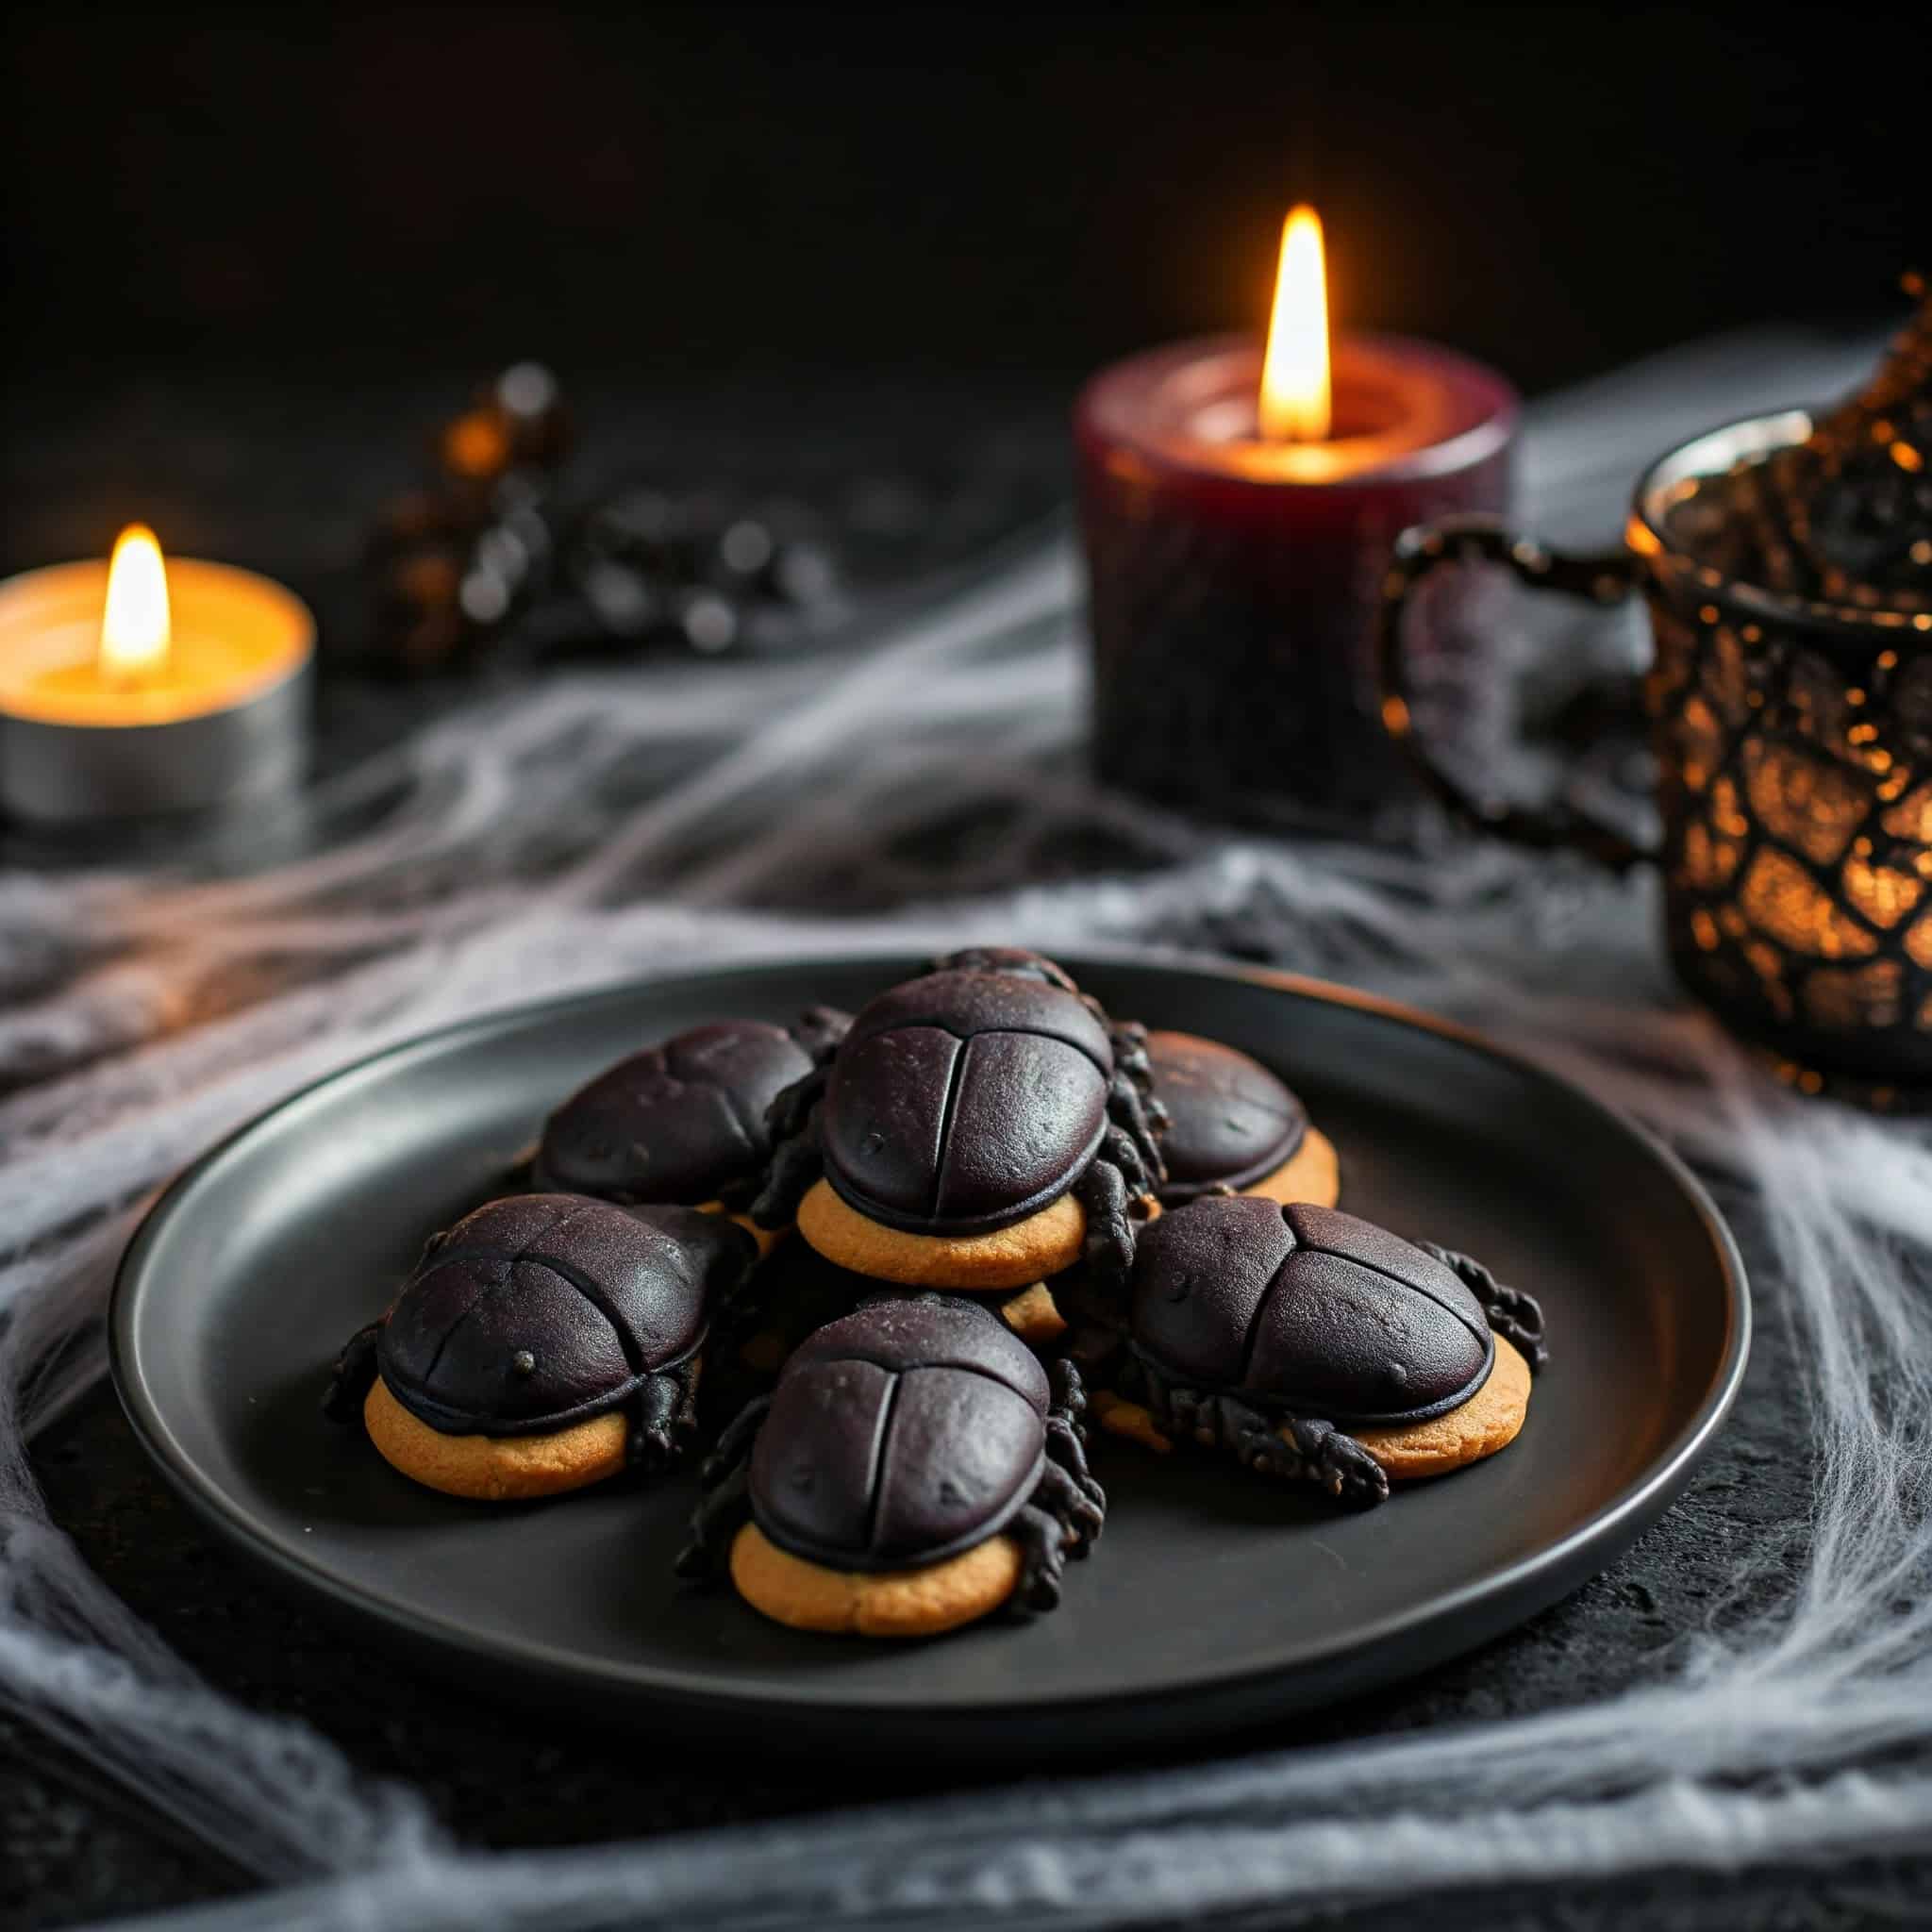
[
  {"left": 1076, "top": 206, "right": 1518, "bottom": 829},
  {"left": 0, "top": 525, "right": 314, "bottom": 823}
]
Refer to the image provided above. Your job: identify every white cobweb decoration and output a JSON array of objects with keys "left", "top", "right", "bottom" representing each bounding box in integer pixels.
[{"left": 3, "top": 330, "right": 1929, "bottom": 1928}]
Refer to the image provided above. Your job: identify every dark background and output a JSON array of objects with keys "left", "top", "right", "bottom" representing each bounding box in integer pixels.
[{"left": 5, "top": 3, "right": 1924, "bottom": 397}]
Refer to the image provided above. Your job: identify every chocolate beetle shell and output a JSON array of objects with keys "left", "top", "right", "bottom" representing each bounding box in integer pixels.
[
  {"left": 817, "top": 969, "right": 1115, "bottom": 1236},
  {"left": 1129, "top": 1196, "right": 1492, "bottom": 1424},
  {"left": 534, "top": 1019, "right": 812, "bottom": 1204},
  {"left": 749, "top": 1294, "right": 1052, "bottom": 1571},
  {"left": 1145, "top": 1030, "right": 1308, "bottom": 1204},
  {"left": 377, "top": 1194, "right": 749, "bottom": 1437}
]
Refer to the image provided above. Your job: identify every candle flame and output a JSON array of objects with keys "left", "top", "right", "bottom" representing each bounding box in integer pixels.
[
  {"left": 99, "top": 525, "right": 172, "bottom": 683},
  {"left": 1259, "top": 206, "right": 1331, "bottom": 443}
]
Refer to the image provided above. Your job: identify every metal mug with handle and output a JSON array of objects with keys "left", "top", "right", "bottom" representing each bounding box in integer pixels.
[{"left": 1376, "top": 408, "right": 1932, "bottom": 1090}]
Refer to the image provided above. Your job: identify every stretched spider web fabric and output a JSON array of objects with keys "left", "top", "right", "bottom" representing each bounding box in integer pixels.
[{"left": 4, "top": 329, "right": 1930, "bottom": 1929}]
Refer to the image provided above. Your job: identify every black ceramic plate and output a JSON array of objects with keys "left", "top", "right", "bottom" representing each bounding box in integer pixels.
[{"left": 110, "top": 954, "right": 1748, "bottom": 1764}]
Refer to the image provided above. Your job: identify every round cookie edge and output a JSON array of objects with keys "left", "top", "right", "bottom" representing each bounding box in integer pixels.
[
  {"left": 362, "top": 1377, "right": 629, "bottom": 1501},
  {"left": 1350, "top": 1331, "right": 1534, "bottom": 1478},
  {"left": 728, "top": 1521, "right": 1024, "bottom": 1637},
  {"left": 1239, "top": 1126, "right": 1341, "bottom": 1209},
  {"left": 795, "top": 1178, "right": 1087, "bottom": 1291}
]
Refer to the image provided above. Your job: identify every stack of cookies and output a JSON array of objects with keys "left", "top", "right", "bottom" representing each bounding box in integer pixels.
[{"left": 326, "top": 947, "right": 1546, "bottom": 1641}]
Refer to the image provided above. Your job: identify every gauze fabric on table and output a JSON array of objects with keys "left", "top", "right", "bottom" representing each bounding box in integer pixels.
[{"left": 3, "top": 329, "right": 1929, "bottom": 1930}]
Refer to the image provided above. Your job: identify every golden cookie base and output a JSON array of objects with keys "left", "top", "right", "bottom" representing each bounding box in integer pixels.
[
  {"left": 1099, "top": 1329, "right": 1531, "bottom": 1476},
  {"left": 728, "top": 1522, "right": 1022, "bottom": 1636},
  {"left": 1352, "top": 1333, "right": 1533, "bottom": 1478},
  {"left": 796, "top": 1177, "right": 1086, "bottom": 1291},
  {"left": 363, "top": 1377, "right": 628, "bottom": 1502},
  {"left": 1240, "top": 1126, "right": 1341, "bottom": 1208},
  {"left": 1091, "top": 1389, "right": 1174, "bottom": 1456},
  {"left": 998, "top": 1281, "right": 1069, "bottom": 1344}
]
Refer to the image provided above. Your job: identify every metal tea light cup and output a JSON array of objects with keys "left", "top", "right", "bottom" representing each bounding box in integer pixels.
[{"left": 1377, "top": 408, "right": 1932, "bottom": 1089}]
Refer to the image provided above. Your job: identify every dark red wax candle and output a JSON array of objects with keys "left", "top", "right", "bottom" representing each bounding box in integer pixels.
[{"left": 1076, "top": 331, "right": 1517, "bottom": 831}]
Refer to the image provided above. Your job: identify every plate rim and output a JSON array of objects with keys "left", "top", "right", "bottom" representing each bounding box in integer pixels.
[{"left": 108, "top": 948, "right": 1752, "bottom": 1726}]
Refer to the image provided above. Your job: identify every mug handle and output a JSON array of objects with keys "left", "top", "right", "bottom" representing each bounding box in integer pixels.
[{"left": 1374, "top": 514, "right": 1658, "bottom": 871}]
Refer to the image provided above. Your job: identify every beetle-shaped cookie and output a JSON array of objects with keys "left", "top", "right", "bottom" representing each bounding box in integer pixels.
[
  {"left": 325, "top": 1193, "right": 756, "bottom": 1502},
  {"left": 1078, "top": 1194, "right": 1547, "bottom": 1509},
  {"left": 750, "top": 956, "right": 1166, "bottom": 1296},
  {"left": 678, "top": 1293, "right": 1106, "bottom": 1636},
  {"left": 533, "top": 1011, "right": 849, "bottom": 1219},
  {"left": 1143, "top": 1029, "right": 1341, "bottom": 1210},
  {"left": 917, "top": 968, "right": 1337, "bottom": 1212}
]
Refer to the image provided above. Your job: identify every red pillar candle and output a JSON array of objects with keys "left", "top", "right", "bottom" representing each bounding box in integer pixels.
[{"left": 1076, "top": 210, "right": 1517, "bottom": 832}]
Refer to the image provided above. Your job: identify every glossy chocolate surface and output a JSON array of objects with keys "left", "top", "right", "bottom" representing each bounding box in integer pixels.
[
  {"left": 1145, "top": 1029, "right": 1308, "bottom": 1203},
  {"left": 784, "top": 1292, "right": 1050, "bottom": 1409},
  {"left": 819, "top": 969, "right": 1113, "bottom": 1235},
  {"left": 378, "top": 1194, "right": 750, "bottom": 1435},
  {"left": 1130, "top": 1196, "right": 1492, "bottom": 1424},
  {"left": 534, "top": 1019, "right": 812, "bottom": 1204},
  {"left": 749, "top": 1294, "right": 1049, "bottom": 1570}
]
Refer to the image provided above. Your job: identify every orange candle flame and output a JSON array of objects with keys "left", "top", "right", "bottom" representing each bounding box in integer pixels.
[
  {"left": 1258, "top": 206, "right": 1332, "bottom": 443},
  {"left": 99, "top": 525, "right": 172, "bottom": 684}
]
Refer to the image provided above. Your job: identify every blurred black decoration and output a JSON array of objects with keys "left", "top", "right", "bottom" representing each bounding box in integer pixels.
[{"left": 364, "top": 363, "right": 844, "bottom": 674}]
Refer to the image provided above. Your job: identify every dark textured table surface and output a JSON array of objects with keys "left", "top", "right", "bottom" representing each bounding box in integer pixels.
[{"left": 5, "top": 374, "right": 1925, "bottom": 1931}]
